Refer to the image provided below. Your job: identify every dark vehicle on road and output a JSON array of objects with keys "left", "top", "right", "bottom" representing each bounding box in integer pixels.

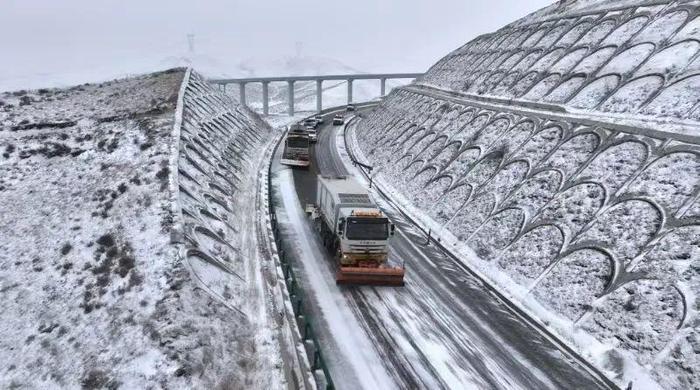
[{"left": 303, "top": 118, "right": 319, "bottom": 129}]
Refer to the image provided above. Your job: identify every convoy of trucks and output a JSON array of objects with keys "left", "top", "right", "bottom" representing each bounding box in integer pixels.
[{"left": 280, "top": 112, "right": 405, "bottom": 286}]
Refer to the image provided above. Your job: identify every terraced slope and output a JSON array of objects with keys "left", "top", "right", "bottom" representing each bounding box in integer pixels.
[
  {"left": 0, "top": 69, "right": 284, "bottom": 388},
  {"left": 422, "top": 0, "right": 700, "bottom": 134},
  {"left": 353, "top": 1, "right": 699, "bottom": 389}
]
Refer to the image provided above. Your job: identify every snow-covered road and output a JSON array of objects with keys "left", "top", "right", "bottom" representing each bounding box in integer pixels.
[
  {"left": 270, "top": 139, "right": 397, "bottom": 389},
  {"left": 270, "top": 108, "right": 617, "bottom": 389}
]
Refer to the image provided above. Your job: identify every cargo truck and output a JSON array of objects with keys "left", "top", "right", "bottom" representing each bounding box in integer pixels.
[
  {"left": 280, "top": 125, "right": 310, "bottom": 167},
  {"left": 313, "top": 175, "right": 405, "bottom": 286}
]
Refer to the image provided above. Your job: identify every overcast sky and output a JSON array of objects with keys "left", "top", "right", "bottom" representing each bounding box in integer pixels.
[{"left": 0, "top": 0, "right": 552, "bottom": 90}]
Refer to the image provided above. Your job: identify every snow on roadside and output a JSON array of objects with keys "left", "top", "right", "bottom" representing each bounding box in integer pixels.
[
  {"left": 351, "top": 84, "right": 697, "bottom": 389},
  {"left": 421, "top": 0, "right": 700, "bottom": 129},
  {"left": 340, "top": 114, "right": 614, "bottom": 390},
  {"left": 173, "top": 71, "right": 289, "bottom": 388},
  {"left": 0, "top": 68, "right": 288, "bottom": 389},
  {"left": 271, "top": 162, "right": 397, "bottom": 390}
]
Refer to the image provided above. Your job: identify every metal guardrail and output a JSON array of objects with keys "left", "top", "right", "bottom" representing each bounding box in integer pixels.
[
  {"left": 267, "top": 126, "right": 335, "bottom": 390},
  {"left": 269, "top": 214, "right": 334, "bottom": 390},
  {"left": 343, "top": 112, "right": 377, "bottom": 174}
]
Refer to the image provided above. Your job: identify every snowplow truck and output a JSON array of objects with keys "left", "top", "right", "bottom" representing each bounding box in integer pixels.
[
  {"left": 280, "top": 125, "right": 310, "bottom": 167},
  {"left": 315, "top": 176, "right": 405, "bottom": 286}
]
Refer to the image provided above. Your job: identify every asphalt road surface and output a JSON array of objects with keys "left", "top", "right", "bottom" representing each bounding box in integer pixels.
[{"left": 275, "top": 108, "right": 616, "bottom": 390}]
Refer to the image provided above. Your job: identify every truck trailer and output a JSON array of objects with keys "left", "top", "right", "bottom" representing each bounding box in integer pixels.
[{"left": 314, "top": 175, "right": 405, "bottom": 286}]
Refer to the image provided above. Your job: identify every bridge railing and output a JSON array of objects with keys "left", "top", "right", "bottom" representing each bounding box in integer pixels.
[{"left": 209, "top": 73, "right": 424, "bottom": 116}]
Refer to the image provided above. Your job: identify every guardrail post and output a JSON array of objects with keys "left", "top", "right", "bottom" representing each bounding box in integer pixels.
[
  {"left": 288, "top": 80, "right": 295, "bottom": 116},
  {"left": 316, "top": 79, "right": 323, "bottom": 113},
  {"left": 262, "top": 81, "right": 269, "bottom": 115}
]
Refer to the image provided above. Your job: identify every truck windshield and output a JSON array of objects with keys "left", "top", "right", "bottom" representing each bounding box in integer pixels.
[
  {"left": 345, "top": 217, "right": 389, "bottom": 240},
  {"left": 287, "top": 138, "right": 309, "bottom": 148}
]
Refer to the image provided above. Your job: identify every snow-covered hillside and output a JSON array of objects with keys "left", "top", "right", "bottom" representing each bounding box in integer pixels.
[
  {"left": 422, "top": 0, "right": 700, "bottom": 131},
  {"left": 352, "top": 1, "right": 700, "bottom": 389},
  {"left": 0, "top": 69, "right": 289, "bottom": 388}
]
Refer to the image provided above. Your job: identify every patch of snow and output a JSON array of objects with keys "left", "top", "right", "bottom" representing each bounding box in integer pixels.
[{"left": 0, "top": 68, "right": 289, "bottom": 388}]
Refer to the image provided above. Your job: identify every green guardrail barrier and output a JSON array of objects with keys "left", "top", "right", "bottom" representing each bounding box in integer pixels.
[
  {"left": 267, "top": 133, "right": 335, "bottom": 390},
  {"left": 270, "top": 212, "right": 335, "bottom": 390}
]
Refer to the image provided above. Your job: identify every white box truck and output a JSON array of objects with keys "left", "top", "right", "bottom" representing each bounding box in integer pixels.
[{"left": 280, "top": 125, "right": 310, "bottom": 167}]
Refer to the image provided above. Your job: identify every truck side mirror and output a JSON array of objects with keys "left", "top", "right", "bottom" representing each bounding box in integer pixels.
[
  {"left": 337, "top": 219, "right": 345, "bottom": 235},
  {"left": 390, "top": 224, "right": 395, "bottom": 236}
]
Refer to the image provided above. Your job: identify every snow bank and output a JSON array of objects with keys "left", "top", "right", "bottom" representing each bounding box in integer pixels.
[
  {"left": 420, "top": 0, "right": 700, "bottom": 130},
  {"left": 0, "top": 69, "right": 287, "bottom": 388}
]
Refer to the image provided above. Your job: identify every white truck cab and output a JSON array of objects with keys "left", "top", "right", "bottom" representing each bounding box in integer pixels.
[{"left": 316, "top": 176, "right": 395, "bottom": 265}]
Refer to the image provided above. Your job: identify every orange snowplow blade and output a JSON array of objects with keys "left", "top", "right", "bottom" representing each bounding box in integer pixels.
[{"left": 336, "top": 266, "right": 405, "bottom": 286}]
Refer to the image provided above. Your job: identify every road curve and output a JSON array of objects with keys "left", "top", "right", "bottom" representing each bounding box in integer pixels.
[{"left": 282, "top": 108, "right": 617, "bottom": 390}]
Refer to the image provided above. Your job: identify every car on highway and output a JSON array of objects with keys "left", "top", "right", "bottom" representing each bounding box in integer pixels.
[
  {"left": 346, "top": 104, "right": 356, "bottom": 112},
  {"left": 314, "top": 114, "right": 324, "bottom": 124},
  {"left": 303, "top": 118, "right": 319, "bottom": 129},
  {"left": 332, "top": 114, "right": 344, "bottom": 125}
]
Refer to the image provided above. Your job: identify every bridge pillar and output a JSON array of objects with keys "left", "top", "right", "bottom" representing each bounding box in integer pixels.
[
  {"left": 288, "top": 80, "right": 295, "bottom": 116},
  {"left": 316, "top": 79, "right": 323, "bottom": 113},
  {"left": 239, "top": 82, "right": 246, "bottom": 105},
  {"left": 347, "top": 79, "right": 353, "bottom": 105},
  {"left": 380, "top": 78, "right": 387, "bottom": 97},
  {"left": 262, "top": 81, "right": 269, "bottom": 115}
]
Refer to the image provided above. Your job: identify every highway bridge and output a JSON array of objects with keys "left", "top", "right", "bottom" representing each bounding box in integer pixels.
[{"left": 210, "top": 73, "right": 424, "bottom": 115}]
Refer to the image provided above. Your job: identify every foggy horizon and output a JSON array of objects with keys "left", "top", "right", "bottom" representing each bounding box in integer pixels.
[{"left": 0, "top": 0, "right": 551, "bottom": 90}]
